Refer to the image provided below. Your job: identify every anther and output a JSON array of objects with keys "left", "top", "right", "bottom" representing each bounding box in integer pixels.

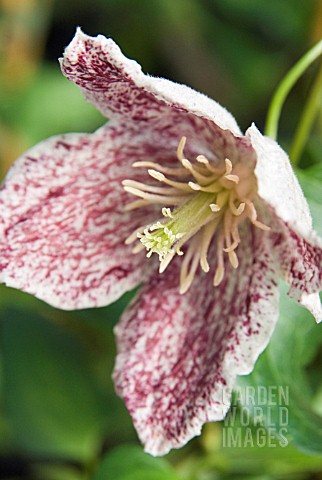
[
  {"left": 162, "top": 207, "right": 173, "bottom": 218},
  {"left": 196, "top": 155, "right": 209, "bottom": 164},
  {"left": 224, "top": 174, "right": 239, "bottom": 184},
  {"left": 209, "top": 204, "right": 221, "bottom": 212},
  {"left": 200, "top": 256, "right": 210, "bottom": 273},
  {"left": 181, "top": 159, "right": 192, "bottom": 169},
  {"left": 188, "top": 182, "right": 201, "bottom": 190},
  {"left": 214, "top": 264, "right": 224, "bottom": 287},
  {"left": 148, "top": 169, "right": 165, "bottom": 181},
  {"left": 228, "top": 250, "right": 239, "bottom": 269},
  {"left": 225, "top": 158, "right": 233, "bottom": 174}
]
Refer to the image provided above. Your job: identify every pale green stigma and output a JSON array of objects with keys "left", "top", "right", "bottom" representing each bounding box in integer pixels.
[
  {"left": 138, "top": 222, "right": 184, "bottom": 261},
  {"left": 137, "top": 191, "right": 218, "bottom": 266}
]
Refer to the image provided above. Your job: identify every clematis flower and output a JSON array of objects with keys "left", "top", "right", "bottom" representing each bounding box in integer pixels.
[{"left": 0, "top": 29, "right": 321, "bottom": 456}]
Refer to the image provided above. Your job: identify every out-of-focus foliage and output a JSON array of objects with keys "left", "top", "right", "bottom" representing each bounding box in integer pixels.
[{"left": 0, "top": 0, "right": 321, "bottom": 479}]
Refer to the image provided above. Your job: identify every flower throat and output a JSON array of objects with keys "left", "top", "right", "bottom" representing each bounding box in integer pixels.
[{"left": 123, "top": 137, "right": 269, "bottom": 293}]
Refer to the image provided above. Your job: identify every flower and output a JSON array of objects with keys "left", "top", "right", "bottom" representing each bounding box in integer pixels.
[{"left": 0, "top": 29, "right": 321, "bottom": 456}]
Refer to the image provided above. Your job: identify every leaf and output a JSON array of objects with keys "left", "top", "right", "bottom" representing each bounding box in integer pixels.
[
  {"left": 296, "top": 163, "right": 322, "bottom": 236},
  {"left": 91, "top": 445, "right": 180, "bottom": 480},
  {"left": 1, "top": 306, "right": 110, "bottom": 461},
  {"left": 15, "top": 65, "right": 104, "bottom": 145},
  {"left": 237, "top": 286, "right": 322, "bottom": 456}
]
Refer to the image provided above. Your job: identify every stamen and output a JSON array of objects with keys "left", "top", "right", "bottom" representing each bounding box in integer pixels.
[
  {"left": 196, "top": 155, "right": 209, "bottom": 165},
  {"left": 209, "top": 204, "right": 221, "bottom": 212},
  {"left": 132, "top": 161, "right": 188, "bottom": 176},
  {"left": 123, "top": 186, "right": 190, "bottom": 205},
  {"left": 224, "top": 211, "right": 233, "bottom": 251},
  {"left": 125, "top": 225, "right": 147, "bottom": 244},
  {"left": 229, "top": 195, "right": 245, "bottom": 216},
  {"left": 132, "top": 243, "right": 146, "bottom": 254},
  {"left": 245, "top": 200, "right": 271, "bottom": 231},
  {"left": 197, "top": 156, "right": 225, "bottom": 175},
  {"left": 224, "top": 174, "right": 239, "bottom": 184},
  {"left": 125, "top": 199, "right": 150, "bottom": 211},
  {"left": 162, "top": 207, "right": 173, "bottom": 218},
  {"left": 228, "top": 250, "right": 239, "bottom": 269},
  {"left": 199, "top": 218, "right": 221, "bottom": 272},
  {"left": 188, "top": 181, "right": 223, "bottom": 193},
  {"left": 122, "top": 179, "right": 187, "bottom": 196},
  {"left": 177, "top": 136, "right": 187, "bottom": 161},
  {"left": 159, "top": 250, "right": 176, "bottom": 273},
  {"left": 223, "top": 241, "right": 239, "bottom": 253},
  {"left": 180, "top": 237, "right": 200, "bottom": 294},
  {"left": 253, "top": 220, "right": 271, "bottom": 231},
  {"left": 181, "top": 158, "right": 216, "bottom": 185},
  {"left": 232, "top": 224, "right": 241, "bottom": 244},
  {"left": 123, "top": 136, "right": 270, "bottom": 294},
  {"left": 214, "top": 231, "right": 225, "bottom": 287},
  {"left": 148, "top": 169, "right": 194, "bottom": 192},
  {"left": 225, "top": 158, "right": 233, "bottom": 174},
  {"left": 245, "top": 200, "right": 257, "bottom": 223},
  {"left": 188, "top": 181, "right": 201, "bottom": 191}
]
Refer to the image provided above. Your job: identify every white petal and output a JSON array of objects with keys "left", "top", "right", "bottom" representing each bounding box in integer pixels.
[
  {"left": 0, "top": 125, "right": 158, "bottom": 309},
  {"left": 61, "top": 28, "right": 242, "bottom": 135},
  {"left": 246, "top": 124, "right": 315, "bottom": 242},
  {"left": 113, "top": 225, "right": 280, "bottom": 456}
]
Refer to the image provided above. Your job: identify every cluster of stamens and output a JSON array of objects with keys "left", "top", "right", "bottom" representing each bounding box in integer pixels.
[{"left": 123, "top": 136, "right": 270, "bottom": 294}]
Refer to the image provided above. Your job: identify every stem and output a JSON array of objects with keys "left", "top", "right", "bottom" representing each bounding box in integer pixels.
[
  {"left": 265, "top": 39, "right": 322, "bottom": 140},
  {"left": 289, "top": 61, "right": 322, "bottom": 166}
]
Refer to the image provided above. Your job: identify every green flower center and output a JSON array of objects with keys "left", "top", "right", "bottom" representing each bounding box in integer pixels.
[{"left": 123, "top": 137, "right": 269, "bottom": 293}]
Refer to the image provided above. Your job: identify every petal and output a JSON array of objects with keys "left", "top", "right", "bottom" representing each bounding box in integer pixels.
[
  {"left": 264, "top": 207, "right": 322, "bottom": 322},
  {"left": 60, "top": 28, "right": 241, "bottom": 135},
  {"left": 247, "top": 124, "right": 314, "bottom": 241},
  {"left": 113, "top": 225, "right": 280, "bottom": 455},
  {"left": 0, "top": 124, "right": 161, "bottom": 310}
]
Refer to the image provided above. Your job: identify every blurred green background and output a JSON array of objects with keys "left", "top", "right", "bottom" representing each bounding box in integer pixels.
[{"left": 0, "top": 1, "right": 322, "bottom": 479}]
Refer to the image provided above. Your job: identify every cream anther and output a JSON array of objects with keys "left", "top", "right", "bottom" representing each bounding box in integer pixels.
[
  {"left": 162, "top": 207, "right": 173, "bottom": 218},
  {"left": 148, "top": 169, "right": 165, "bottom": 181},
  {"left": 189, "top": 182, "right": 201, "bottom": 190},
  {"left": 200, "top": 256, "right": 210, "bottom": 273},
  {"left": 209, "top": 204, "right": 221, "bottom": 212},
  {"left": 225, "top": 158, "right": 233, "bottom": 174},
  {"left": 214, "top": 264, "right": 224, "bottom": 287},
  {"left": 181, "top": 159, "right": 192, "bottom": 169},
  {"left": 228, "top": 250, "right": 239, "bottom": 269},
  {"left": 224, "top": 174, "right": 239, "bottom": 184},
  {"left": 196, "top": 155, "right": 209, "bottom": 164}
]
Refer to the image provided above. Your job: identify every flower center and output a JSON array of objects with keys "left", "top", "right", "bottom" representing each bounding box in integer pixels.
[{"left": 123, "top": 137, "right": 269, "bottom": 293}]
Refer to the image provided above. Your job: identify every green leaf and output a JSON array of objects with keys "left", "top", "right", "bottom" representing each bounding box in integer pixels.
[
  {"left": 296, "top": 164, "right": 322, "bottom": 236},
  {"left": 1, "top": 306, "right": 110, "bottom": 461},
  {"left": 91, "top": 445, "right": 180, "bottom": 480},
  {"left": 15, "top": 65, "right": 104, "bottom": 144},
  {"left": 237, "top": 287, "right": 322, "bottom": 456}
]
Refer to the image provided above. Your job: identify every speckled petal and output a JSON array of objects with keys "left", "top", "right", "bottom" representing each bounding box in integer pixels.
[
  {"left": 60, "top": 28, "right": 241, "bottom": 135},
  {"left": 265, "top": 207, "right": 322, "bottom": 322},
  {"left": 247, "top": 124, "right": 314, "bottom": 241},
  {"left": 0, "top": 123, "right": 162, "bottom": 309},
  {"left": 113, "top": 224, "right": 280, "bottom": 456}
]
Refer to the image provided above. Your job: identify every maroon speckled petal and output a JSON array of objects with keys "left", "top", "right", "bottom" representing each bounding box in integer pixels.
[
  {"left": 60, "top": 29, "right": 241, "bottom": 135},
  {"left": 265, "top": 208, "right": 322, "bottom": 322},
  {"left": 0, "top": 123, "right": 164, "bottom": 309},
  {"left": 113, "top": 224, "right": 280, "bottom": 455}
]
